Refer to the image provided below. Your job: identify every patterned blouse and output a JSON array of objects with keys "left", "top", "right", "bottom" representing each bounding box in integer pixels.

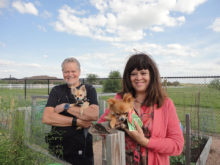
[{"left": 125, "top": 105, "right": 154, "bottom": 165}]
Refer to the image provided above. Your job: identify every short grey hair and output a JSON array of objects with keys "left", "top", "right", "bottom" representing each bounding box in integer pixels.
[{"left": 61, "top": 57, "right": 81, "bottom": 71}]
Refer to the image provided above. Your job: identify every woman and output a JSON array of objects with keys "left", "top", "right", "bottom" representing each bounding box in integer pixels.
[{"left": 98, "top": 53, "right": 184, "bottom": 165}]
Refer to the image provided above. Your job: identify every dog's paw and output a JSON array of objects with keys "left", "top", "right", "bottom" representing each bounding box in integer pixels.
[
  {"left": 104, "top": 116, "right": 111, "bottom": 121},
  {"left": 120, "top": 123, "right": 127, "bottom": 129},
  {"left": 110, "top": 120, "right": 116, "bottom": 128}
]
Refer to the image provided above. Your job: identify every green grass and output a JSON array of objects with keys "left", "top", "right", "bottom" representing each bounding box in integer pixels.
[
  {"left": 0, "top": 101, "right": 57, "bottom": 165},
  {"left": 166, "top": 86, "right": 220, "bottom": 109},
  {"left": 165, "top": 86, "right": 220, "bottom": 134},
  {"left": 0, "top": 129, "right": 58, "bottom": 165}
]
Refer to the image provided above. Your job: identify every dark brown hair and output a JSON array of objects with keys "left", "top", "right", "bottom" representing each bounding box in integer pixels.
[{"left": 120, "top": 53, "right": 166, "bottom": 108}]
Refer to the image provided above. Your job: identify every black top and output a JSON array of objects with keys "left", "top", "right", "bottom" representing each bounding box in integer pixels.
[
  {"left": 46, "top": 83, "right": 98, "bottom": 108},
  {"left": 45, "top": 83, "right": 98, "bottom": 163}
]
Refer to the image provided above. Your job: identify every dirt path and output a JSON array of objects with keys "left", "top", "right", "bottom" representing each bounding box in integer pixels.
[{"left": 206, "top": 136, "right": 220, "bottom": 165}]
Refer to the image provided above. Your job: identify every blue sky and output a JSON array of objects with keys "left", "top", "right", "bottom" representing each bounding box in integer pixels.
[{"left": 0, "top": 0, "right": 220, "bottom": 79}]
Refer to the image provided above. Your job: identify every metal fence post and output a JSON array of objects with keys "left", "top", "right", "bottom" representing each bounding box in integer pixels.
[
  {"left": 197, "top": 91, "right": 200, "bottom": 137},
  {"left": 185, "top": 113, "right": 191, "bottom": 165},
  {"left": 47, "top": 79, "right": 50, "bottom": 95},
  {"left": 24, "top": 79, "right": 27, "bottom": 100}
]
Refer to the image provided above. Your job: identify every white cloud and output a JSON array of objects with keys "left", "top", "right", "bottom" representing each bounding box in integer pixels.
[
  {"left": 173, "top": 0, "right": 207, "bottom": 14},
  {"left": 0, "top": 0, "right": 9, "bottom": 8},
  {"left": 25, "top": 63, "right": 41, "bottom": 68},
  {"left": 0, "top": 42, "right": 6, "bottom": 48},
  {"left": 0, "top": 59, "right": 62, "bottom": 79},
  {"left": 53, "top": 0, "right": 206, "bottom": 42},
  {"left": 114, "top": 42, "right": 199, "bottom": 58},
  {"left": 165, "top": 44, "right": 198, "bottom": 57},
  {"left": 37, "top": 25, "right": 47, "bottom": 32},
  {"left": 71, "top": 52, "right": 125, "bottom": 77},
  {"left": 209, "top": 17, "right": 220, "bottom": 32},
  {"left": 0, "top": 59, "right": 14, "bottom": 66},
  {"left": 43, "top": 54, "right": 48, "bottom": 59},
  {"left": 12, "top": 1, "right": 38, "bottom": 15},
  {"left": 150, "top": 26, "right": 164, "bottom": 32},
  {"left": 0, "top": 59, "right": 42, "bottom": 68},
  {"left": 41, "top": 10, "right": 52, "bottom": 19}
]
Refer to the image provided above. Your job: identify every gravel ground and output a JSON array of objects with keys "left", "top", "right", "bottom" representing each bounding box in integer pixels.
[{"left": 206, "top": 136, "right": 220, "bottom": 165}]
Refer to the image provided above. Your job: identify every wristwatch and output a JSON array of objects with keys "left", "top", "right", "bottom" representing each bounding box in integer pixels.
[{"left": 64, "top": 103, "right": 70, "bottom": 112}]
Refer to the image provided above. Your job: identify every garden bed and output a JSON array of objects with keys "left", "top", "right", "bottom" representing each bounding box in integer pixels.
[
  {"left": 170, "top": 135, "right": 212, "bottom": 165},
  {"left": 195, "top": 135, "right": 212, "bottom": 165}
]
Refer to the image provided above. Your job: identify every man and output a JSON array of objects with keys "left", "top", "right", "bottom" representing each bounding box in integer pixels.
[{"left": 42, "top": 57, "right": 99, "bottom": 165}]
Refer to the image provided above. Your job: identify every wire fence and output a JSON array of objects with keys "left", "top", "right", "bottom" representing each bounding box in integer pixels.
[{"left": 0, "top": 76, "right": 220, "bottom": 135}]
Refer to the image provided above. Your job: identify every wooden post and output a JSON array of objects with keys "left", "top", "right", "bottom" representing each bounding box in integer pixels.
[
  {"left": 103, "top": 100, "right": 106, "bottom": 112},
  {"left": 24, "top": 107, "right": 32, "bottom": 143},
  {"left": 102, "top": 130, "right": 125, "bottom": 165},
  {"left": 8, "top": 99, "right": 15, "bottom": 136},
  {"left": 185, "top": 114, "right": 191, "bottom": 165}
]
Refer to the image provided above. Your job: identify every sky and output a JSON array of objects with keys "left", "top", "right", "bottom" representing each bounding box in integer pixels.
[{"left": 0, "top": 0, "right": 220, "bottom": 79}]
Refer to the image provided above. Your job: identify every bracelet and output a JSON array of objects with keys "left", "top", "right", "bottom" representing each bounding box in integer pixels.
[{"left": 72, "top": 116, "right": 77, "bottom": 127}]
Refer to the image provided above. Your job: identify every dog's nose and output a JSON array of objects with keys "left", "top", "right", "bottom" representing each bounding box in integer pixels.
[{"left": 120, "top": 118, "right": 125, "bottom": 122}]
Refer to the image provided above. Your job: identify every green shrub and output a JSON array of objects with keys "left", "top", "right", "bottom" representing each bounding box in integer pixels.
[
  {"left": 208, "top": 79, "right": 220, "bottom": 90},
  {"left": 103, "top": 71, "right": 122, "bottom": 93}
]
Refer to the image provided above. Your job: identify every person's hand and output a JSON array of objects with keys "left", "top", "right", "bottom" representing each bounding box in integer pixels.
[
  {"left": 54, "top": 103, "right": 66, "bottom": 113},
  {"left": 124, "top": 121, "right": 149, "bottom": 147},
  {"left": 76, "top": 119, "right": 92, "bottom": 128}
]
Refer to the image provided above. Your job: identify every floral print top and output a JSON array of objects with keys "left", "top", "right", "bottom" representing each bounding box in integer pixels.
[{"left": 125, "top": 105, "right": 154, "bottom": 165}]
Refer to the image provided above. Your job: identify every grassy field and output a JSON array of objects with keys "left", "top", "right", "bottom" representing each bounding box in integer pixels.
[
  {"left": 166, "top": 86, "right": 220, "bottom": 133},
  {"left": 1, "top": 85, "right": 220, "bottom": 122}
]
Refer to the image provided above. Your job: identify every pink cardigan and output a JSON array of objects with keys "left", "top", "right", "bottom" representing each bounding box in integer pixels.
[{"left": 98, "top": 95, "right": 184, "bottom": 165}]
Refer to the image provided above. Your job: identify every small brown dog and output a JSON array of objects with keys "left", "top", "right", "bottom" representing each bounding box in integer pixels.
[
  {"left": 71, "top": 85, "right": 89, "bottom": 129},
  {"left": 105, "top": 93, "right": 134, "bottom": 129}
]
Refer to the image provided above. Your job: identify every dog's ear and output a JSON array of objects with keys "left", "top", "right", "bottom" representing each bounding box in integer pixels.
[
  {"left": 123, "top": 93, "right": 134, "bottom": 103},
  {"left": 107, "top": 98, "right": 116, "bottom": 106},
  {"left": 71, "top": 87, "right": 76, "bottom": 94},
  {"left": 81, "top": 85, "right": 86, "bottom": 92}
]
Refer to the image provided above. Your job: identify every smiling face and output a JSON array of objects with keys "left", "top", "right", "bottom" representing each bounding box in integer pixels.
[
  {"left": 130, "top": 69, "right": 150, "bottom": 94},
  {"left": 62, "top": 62, "right": 81, "bottom": 88}
]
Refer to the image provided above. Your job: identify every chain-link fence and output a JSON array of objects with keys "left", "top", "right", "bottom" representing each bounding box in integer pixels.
[
  {"left": 161, "top": 76, "right": 220, "bottom": 135},
  {"left": 0, "top": 76, "right": 220, "bottom": 135}
]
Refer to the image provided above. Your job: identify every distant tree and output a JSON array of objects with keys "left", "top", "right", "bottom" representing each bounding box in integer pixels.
[
  {"left": 173, "top": 81, "right": 180, "bottom": 86},
  {"left": 161, "top": 79, "right": 167, "bottom": 87},
  {"left": 167, "top": 81, "right": 172, "bottom": 86},
  {"left": 103, "top": 71, "right": 122, "bottom": 93},
  {"left": 86, "top": 74, "right": 99, "bottom": 85},
  {"left": 163, "top": 80, "right": 180, "bottom": 86},
  {"left": 208, "top": 79, "right": 220, "bottom": 90}
]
